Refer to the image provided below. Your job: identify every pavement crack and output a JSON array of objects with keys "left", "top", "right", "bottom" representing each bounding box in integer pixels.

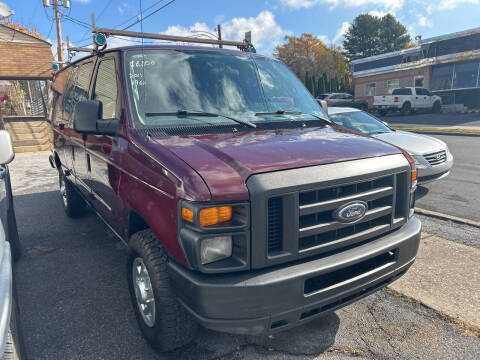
[{"left": 366, "top": 299, "right": 402, "bottom": 359}]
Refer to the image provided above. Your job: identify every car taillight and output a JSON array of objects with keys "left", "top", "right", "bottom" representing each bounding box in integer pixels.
[{"left": 394, "top": 97, "right": 399, "bottom": 103}]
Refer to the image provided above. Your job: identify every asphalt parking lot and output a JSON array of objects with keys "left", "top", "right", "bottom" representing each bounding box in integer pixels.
[
  {"left": 414, "top": 134, "right": 480, "bottom": 222},
  {"left": 8, "top": 151, "right": 480, "bottom": 360},
  {"left": 378, "top": 111, "right": 480, "bottom": 127}
]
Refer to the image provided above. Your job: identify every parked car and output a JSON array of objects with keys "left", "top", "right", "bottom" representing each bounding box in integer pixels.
[
  {"left": 0, "top": 130, "right": 24, "bottom": 360},
  {"left": 49, "top": 45, "right": 420, "bottom": 352},
  {"left": 373, "top": 87, "right": 442, "bottom": 116},
  {"left": 328, "top": 107, "right": 453, "bottom": 184},
  {"left": 317, "top": 93, "right": 368, "bottom": 110}
]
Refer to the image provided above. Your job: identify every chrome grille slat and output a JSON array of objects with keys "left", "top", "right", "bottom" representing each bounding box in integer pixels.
[
  {"left": 299, "top": 186, "right": 393, "bottom": 216},
  {"left": 299, "top": 206, "right": 392, "bottom": 238},
  {"left": 297, "top": 224, "right": 391, "bottom": 254},
  {"left": 423, "top": 150, "right": 447, "bottom": 166}
]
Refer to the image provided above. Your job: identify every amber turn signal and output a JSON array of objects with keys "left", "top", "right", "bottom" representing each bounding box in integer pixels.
[
  {"left": 181, "top": 207, "right": 194, "bottom": 223},
  {"left": 411, "top": 169, "right": 418, "bottom": 184},
  {"left": 199, "top": 206, "right": 233, "bottom": 227}
]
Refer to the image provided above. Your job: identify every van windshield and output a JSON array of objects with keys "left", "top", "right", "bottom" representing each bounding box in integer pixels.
[{"left": 124, "top": 49, "right": 326, "bottom": 128}]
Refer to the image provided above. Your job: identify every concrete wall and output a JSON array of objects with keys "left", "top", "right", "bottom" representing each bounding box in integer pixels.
[{"left": 353, "top": 66, "right": 431, "bottom": 106}]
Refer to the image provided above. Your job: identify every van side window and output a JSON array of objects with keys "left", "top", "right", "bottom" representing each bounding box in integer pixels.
[
  {"left": 74, "top": 62, "right": 94, "bottom": 105},
  {"left": 63, "top": 62, "right": 93, "bottom": 126},
  {"left": 94, "top": 59, "right": 118, "bottom": 119},
  {"left": 62, "top": 66, "right": 78, "bottom": 126}
]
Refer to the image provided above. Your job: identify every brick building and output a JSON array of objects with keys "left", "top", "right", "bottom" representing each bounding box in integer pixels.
[
  {"left": 0, "top": 24, "right": 54, "bottom": 152},
  {"left": 352, "top": 27, "right": 480, "bottom": 109}
]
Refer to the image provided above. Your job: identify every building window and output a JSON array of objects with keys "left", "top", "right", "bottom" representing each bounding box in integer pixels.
[
  {"left": 431, "top": 64, "right": 454, "bottom": 91},
  {"left": 414, "top": 76, "right": 424, "bottom": 87},
  {"left": 387, "top": 80, "right": 400, "bottom": 94},
  {"left": 365, "top": 83, "right": 376, "bottom": 96},
  {"left": 453, "top": 61, "right": 479, "bottom": 89}
]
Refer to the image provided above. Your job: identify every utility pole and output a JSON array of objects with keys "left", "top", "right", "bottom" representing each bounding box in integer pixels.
[
  {"left": 53, "top": 1, "right": 63, "bottom": 63},
  {"left": 43, "top": 0, "right": 70, "bottom": 63},
  {"left": 217, "top": 24, "right": 222, "bottom": 48}
]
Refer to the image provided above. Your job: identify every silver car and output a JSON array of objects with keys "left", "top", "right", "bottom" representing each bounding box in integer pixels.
[
  {"left": 0, "top": 130, "right": 24, "bottom": 359},
  {"left": 328, "top": 107, "right": 453, "bottom": 184}
]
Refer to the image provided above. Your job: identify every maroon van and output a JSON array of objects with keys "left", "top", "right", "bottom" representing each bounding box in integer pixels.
[{"left": 49, "top": 45, "right": 420, "bottom": 351}]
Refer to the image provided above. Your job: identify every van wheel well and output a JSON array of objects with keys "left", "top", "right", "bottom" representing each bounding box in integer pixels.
[
  {"left": 127, "top": 211, "right": 149, "bottom": 238},
  {"left": 54, "top": 151, "right": 62, "bottom": 168}
]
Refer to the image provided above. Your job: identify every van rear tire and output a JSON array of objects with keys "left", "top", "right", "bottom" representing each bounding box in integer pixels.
[
  {"left": 401, "top": 102, "right": 412, "bottom": 116},
  {"left": 127, "top": 229, "right": 197, "bottom": 352}
]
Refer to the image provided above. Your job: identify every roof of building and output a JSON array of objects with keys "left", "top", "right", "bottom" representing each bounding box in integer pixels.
[
  {"left": 0, "top": 24, "right": 54, "bottom": 79},
  {"left": 352, "top": 26, "right": 480, "bottom": 65}
]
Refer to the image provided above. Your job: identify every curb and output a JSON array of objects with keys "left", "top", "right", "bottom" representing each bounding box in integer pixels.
[
  {"left": 385, "top": 288, "right": 480, "bottom": 339},
  {"left": 414, "top": 207, "right": 480, "bottom": 228}
]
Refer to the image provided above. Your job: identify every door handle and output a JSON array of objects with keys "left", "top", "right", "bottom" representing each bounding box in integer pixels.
[{"left": 101, "top": 143, "right": 112, "bottom": 155}]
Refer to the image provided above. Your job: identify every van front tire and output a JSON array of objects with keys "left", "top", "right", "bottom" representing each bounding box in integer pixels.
[
  {"left": 59, "top": 172, "right": 86, "bottom": 218},
  {"left": 127, "top": 229, "right": 197, "bottom": 352}
]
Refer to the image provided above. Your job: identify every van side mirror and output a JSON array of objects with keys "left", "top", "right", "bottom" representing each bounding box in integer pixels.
[
  {"left": 0, "top": 130, "right": 14, "bottom": 165},
  {"left": 73, "top": 100, "right": 118, "bottom": 136}
]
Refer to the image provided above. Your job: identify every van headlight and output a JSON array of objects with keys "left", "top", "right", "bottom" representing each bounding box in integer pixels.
[{"left": 200, "top": 236, "right": 233, "bottom": 265}]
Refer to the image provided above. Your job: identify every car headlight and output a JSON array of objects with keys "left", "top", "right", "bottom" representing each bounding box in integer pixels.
[{"left": 200, "top": 236, "right": 233, "bottom": 264}]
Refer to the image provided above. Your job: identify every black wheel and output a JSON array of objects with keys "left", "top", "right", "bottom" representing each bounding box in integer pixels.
[
  {"left": 379, "top": 109, "right": 387, "bottom": 116},
  {"left": 59, "top": 172, "right": 86, "bottom": 218},
  {"left": 401, "top": 102, "right": 412, "bottom": 116},
  {"left": 432, "top": 101, "right": 441, "bottom": 113},
  {"left": 127, "top": 229, "right": 197, "bottom": 352}
]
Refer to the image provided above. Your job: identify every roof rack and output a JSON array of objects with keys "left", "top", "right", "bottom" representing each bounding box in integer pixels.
[
  {"left": 65, "top": 36, "right": 94, "bottom": 61},
  {"left": 89, "top": 12, "right": 255, "bottom": 52}
]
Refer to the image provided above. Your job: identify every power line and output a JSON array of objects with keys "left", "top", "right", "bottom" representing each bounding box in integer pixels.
[
  {"left": 114, "top": 0, "right": 166, "bottom": 30},
  {"left": 62, "top": 14, "right": 90, "bottom": 29},
  {"left": 122, "top": 0, "right": 177, "bottom": 31}
]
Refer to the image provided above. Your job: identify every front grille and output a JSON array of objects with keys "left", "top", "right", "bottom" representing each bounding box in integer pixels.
[
  {"left": 423, "top": 150, "right": 447, "bottom": 166},
  {"left": 266, "top": 172, "right": 409, "bottom": 259},
  {"left": 267, "top": 197, "right": 283, "bottom": 254}
]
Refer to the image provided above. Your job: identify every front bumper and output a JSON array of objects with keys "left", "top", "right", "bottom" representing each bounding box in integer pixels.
[
  {"left": 0, "top": 241, "right": 12, "bottom": 356},
  {"left": 168, "top": 216, "right": 421, "bottom": 335},
  {"left": 418, "top": 157, "right": 453, "bottom": 184}
]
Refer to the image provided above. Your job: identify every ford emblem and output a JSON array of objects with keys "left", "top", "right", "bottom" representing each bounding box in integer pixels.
[{"left": 333, "top": 201, "right": 368, "bottom": 223}]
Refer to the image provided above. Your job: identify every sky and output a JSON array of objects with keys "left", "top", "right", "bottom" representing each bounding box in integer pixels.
[{"left": 7, "top": 0, "right": 480, "bottom": 59}]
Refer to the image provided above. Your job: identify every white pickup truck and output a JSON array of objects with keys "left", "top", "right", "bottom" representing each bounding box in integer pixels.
[{"left": 373, "top": 87, "right": 442, "bottom": 116}]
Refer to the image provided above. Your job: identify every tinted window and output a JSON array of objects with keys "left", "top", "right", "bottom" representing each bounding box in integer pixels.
[
  {"left": 62, "top": 66, "right": 78, "bottom": 125},
  {"left": 64, "top": 62, "right": 94, "bottom": 125},
  {"left": 415, "top": 88, "right": 425, "bottom": 95},
  {"left": 431, "top": 64, "right": 454, "bottom": 90},
  {"left": 94, "top": 59, "right": 118, "bottom": 119},
  {"left": 453, "top": 61, "right": 479, "bottom": 89},
  {"left": 392, "top": 88, "right": 412, "bottom": 95}
]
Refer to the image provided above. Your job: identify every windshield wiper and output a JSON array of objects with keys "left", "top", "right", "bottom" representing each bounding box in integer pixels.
[
  {"left": 146, "top": 110, "right": 256, "bottom": 128},
  {"left": 255, "top": 110, "right": 333, "bottom": 124}
]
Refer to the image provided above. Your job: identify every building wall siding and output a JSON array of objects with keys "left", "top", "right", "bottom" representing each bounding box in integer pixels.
[{"left": 354, "top": 67, "right": 430, "bottom": 105}]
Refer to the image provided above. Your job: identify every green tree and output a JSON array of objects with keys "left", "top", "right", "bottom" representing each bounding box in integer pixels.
[{"left": 343, "top": 14, "right": 411, "bottom": 60}]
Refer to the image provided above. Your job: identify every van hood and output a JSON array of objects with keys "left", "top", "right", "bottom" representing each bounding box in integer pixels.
[{"left": 149, "top": 126, "right": 401, "bottom": 201}]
